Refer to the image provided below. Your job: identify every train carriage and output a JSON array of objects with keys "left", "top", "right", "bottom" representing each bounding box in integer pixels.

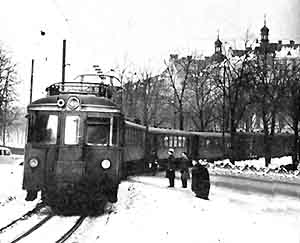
[
  {"left": 147, "top": 127, "right": 193, "bottom": 168},
  {"left": 23, "top": 74, "right": 296, "bottom": 212},
  {"left": 189, "top": 131, "right": 230, "bottom": 161}
]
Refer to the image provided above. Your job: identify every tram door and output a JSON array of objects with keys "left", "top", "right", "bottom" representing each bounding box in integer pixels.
[{"left": 56, "top": 113, "right": 85, "bottom": 184}]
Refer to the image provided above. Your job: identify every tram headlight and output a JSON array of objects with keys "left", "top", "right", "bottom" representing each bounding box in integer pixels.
[
  {"left": 67, "top": 96, "right": 80, "bottom": 110},
  {"left": 101, "top": 159, "right": 111, "bottom": 169},
  {"left": 29, "top": 158, "right": 39, "bottom": 168}
]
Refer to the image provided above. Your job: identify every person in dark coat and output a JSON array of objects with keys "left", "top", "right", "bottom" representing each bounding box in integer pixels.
[
  {"left": 149, "top": 150, "right": 159, "bottom": 175},
  {"left": 191, "top": 159, "right": 210, "bottom": 200},
  {"left": 166, "top": 148, "right": 176, "bottom": 187},
  {"left": 180, "top": 152, "right": 190, "bottom": 188}
]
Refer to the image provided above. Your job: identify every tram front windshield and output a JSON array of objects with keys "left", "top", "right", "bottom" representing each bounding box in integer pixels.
[
  {"left": 28, "top": 112, "right": 58, "bottom": 144},
  {"left": 87, "top": 117, "right": 111, "bottom": 145}
]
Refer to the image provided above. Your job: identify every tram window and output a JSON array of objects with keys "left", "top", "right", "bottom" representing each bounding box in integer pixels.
[
  {"left": 164, "top": 136, "right": 169, "bottom": 147},
  {"left": 4, "top": 149, "right": 10, "bottom": 155},
  {"left": 87, "top": 117, "right": 110, "bottom": 145},
  {"left": 136, "top": 130, "right": 139, "bottom": 144},
  {"left": 127, "top": 129, "right": 130, "bottom": 144},
  {"left": 178, "top": 136, "right": 182, "bottom": 147},
  {"left": 65, "top": 115, "right": 80, "bottom": 145},
  {"left": 133, "top": 129, "right": 135, "bottom": 143},
  {"left": 132, "top": 129, "right": 135, "bottom": 144},
  {"left": 135, "top": 130, "right": 138, "bottom": 143},
  {"left": 112, "top": 118, "right": 118, "bottom": 145},
  {"left": 127, "top": 128, "right": 132, "bottom": 144},
  {"left": 174, "top": 136, "right": 178, "bottom": 147},
  {"left": 29, "top": 113, "right": 58, "bottom": 144},
  {"left": 130, "top": 129, "right": 133, "bottom": 144},
  {"left": 170, "top": 136, "right": 174, "bottom": 147}
]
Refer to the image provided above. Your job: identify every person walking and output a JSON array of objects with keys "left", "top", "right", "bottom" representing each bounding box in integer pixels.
[
  {"left": 180, "top": 152, "right": 190, "bottom": 188},
  {"left": 166, "top": 148, "right": 176, "bottom": 187},
  {"left": 191, "top": 159, "right": 210, "bottom": 200}
]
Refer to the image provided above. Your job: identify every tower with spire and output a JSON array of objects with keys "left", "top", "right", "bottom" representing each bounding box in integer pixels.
[
  {"left": 255, "top": 15, "right": 277, "bottom": 55},
  {"left": 260, "top": 14, "right": 269, "bottom": 44},
  {"left": 214, "top": 30, "right": 223, "bottom": 54}
]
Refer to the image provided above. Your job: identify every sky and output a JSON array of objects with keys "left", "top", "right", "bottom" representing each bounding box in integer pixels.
[{"left": 0, "top": 0, "right": 300, "bottom": 104}]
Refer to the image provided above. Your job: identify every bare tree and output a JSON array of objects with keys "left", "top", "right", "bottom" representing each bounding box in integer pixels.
[
  {"left": 122, "top": 76, "right": 139, "bottom": 120},
  {"left": 164, "top": 55, "right": 193, "bottom": 130},
  {"left": 130, "top": 70, "right": 169, "bottom": 127},
  {"left": 279, "top": 58, "right": 300, "bottom": 168},
  {"left": 0, "top": 47, "right": 19, "bottom": 145},
  {"left": 252, "top": 51, "right": 287, "bottom": 166},
  {"left": 186, "top": 57, "right": 219, "bottom": 131},
  {"left": 213, "top": 47, "right": 255, "bottom": 163}
]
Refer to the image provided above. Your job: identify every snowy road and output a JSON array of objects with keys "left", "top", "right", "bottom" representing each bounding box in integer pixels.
[
  {"left": 99, "top": 176, "right": 300, "bottom": 243},
  {"left": 69, "top": 175, "right": 300, "bottom": 243},
  {"left": 0, "top": 163, "right": 300, "bottom": 243}
]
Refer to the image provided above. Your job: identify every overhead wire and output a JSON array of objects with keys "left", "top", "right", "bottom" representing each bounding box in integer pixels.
[{"left": 49, "top": 0, "right": 105, "bottom": 75}]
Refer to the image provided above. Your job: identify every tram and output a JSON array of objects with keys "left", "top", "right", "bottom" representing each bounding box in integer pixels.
[{"left": 23, "top": 74, "right": 123, "bottom": 210}]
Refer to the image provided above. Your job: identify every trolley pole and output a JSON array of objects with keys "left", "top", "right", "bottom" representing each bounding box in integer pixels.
[
  {"left": 29, "top": 59, "right": 34, "bottom": 104},
  {"left": 62, "top": 39, "right": 66, "bottom": 90}
]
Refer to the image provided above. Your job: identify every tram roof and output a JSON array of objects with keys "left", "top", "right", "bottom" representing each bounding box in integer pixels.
[
  {"left": 149, "top": 126, "right": 230, "bottom": 137},
  {"left": 31, "top": 94, "right": 116, "bottom": 106},
  {"left": 124, "top": 121, "right": 231, "bottom": 137},
  {"left": 28, "top": 94, "right": 120, "bottom": 113}
]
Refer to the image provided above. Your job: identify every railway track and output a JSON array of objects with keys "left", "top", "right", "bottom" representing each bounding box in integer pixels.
[
  {"left": 0, "top": 203, "right": 45, "bottom": 233},
  {"left": 10, "top": 214, "right": 53, "bottom": 243},
  {"left": 55, "top": 216, "right": 86, "bottom": 243},
  {"left": 3, "top": 214, "right": 86, "bottom": 243}
]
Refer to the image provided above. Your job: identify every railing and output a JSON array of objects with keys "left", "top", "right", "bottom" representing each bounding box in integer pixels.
[
  {"left": 46, "top": 74, "right": 122, "bottom": 98},
  {"left": 46, "top": 82, "right": 123, "bottom": 99}
]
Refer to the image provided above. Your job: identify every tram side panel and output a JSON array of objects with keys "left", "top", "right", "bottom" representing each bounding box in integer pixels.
[
  {"left": 194, "top": 134, "right": 228, "bottom": 162},
  {"left": 271, "top": 134, "right": 293, "bottom": 157},
  {"left": 123, "top": 123, "right": 146, "bottom": 175}
]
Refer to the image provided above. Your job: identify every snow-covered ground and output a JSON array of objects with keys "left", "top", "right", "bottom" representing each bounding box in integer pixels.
[
  {"left": 215, "top": 156, "right": 293, "bottom": 169},
  {"left": 0, "top": 157, "right": 300, "bottom": 243}
]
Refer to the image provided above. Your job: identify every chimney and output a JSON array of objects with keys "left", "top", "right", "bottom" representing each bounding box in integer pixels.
[
  {"left": 278, "top": 40, "right": 282, "bottom": 45},
  {"left": 290, "top": 40, "right": 295, "bottom": 45}
]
